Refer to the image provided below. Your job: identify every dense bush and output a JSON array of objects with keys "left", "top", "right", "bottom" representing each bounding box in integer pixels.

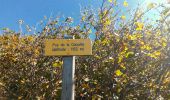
[{"left": 0, "top": 0, "right": 170, "bottom": 99}]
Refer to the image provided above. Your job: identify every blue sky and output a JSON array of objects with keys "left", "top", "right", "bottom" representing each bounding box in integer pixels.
[
  {"left": 0, "top": 0, "right": 88, "bottom": 31},
  {"left": 0, "top": 0, "right": 168, "bottom": 33}
]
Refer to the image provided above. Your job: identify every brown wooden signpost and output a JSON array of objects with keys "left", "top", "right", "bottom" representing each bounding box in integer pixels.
[{"left": 44, "top": 37, "right": 92, "bottom": 100}]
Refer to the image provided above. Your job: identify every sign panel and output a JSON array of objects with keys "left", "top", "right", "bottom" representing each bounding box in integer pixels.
[{"left": 45, "top": 39, "right": 92, "bottom": 56}]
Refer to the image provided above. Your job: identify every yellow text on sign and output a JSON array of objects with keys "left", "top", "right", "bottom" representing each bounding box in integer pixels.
[{"left": 45, "top": 39, "right": 92, "bottom": 56}]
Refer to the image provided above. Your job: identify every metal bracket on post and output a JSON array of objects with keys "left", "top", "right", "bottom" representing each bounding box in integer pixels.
[{"left": 61, "top": 35, "right": 75, "bottom": 100}]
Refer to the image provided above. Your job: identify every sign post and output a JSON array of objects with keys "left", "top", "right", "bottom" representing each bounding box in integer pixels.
[
  {"left": 62, "top": 53, "right": 75, "bottom": 100},
  {"left": 61, "top": 36, "right": 75, "bottom": 100},
  {"left": 44, "top": 37, "right": 92, "bottom": 100}
]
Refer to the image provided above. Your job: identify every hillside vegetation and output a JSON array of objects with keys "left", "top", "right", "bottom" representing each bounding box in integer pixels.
[{"left": 0, "top": 0, "right": 170, "bottom": 99}]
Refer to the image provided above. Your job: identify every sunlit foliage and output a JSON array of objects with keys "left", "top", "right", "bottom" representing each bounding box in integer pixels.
[{"left": 0, "top": 0, "right": 170, "bottom": 99}]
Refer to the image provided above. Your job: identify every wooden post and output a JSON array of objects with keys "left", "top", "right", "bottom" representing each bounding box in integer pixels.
[{"left": 61, "top": 36, "right": 75, "bottom": 100}]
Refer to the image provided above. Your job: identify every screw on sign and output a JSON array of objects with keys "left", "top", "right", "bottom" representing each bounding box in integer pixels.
[{"left": 44, "top": 36, "right": 92, "bottom": 100}]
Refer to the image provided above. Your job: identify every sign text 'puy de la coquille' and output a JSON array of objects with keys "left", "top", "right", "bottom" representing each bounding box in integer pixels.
[{"left": 45, "top": 39, "right": 92, "bottom": 56}]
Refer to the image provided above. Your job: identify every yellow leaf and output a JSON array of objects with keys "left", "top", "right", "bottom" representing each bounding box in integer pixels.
[
  {"left": 82, "top": 83, "right": 89, "bottom": 88},
  {"left": 95, "top": 55, "right": 101, "bottom": 59},
  {"left": 141, "top": 45, "right": 152, "bottom": 50},
  {"left": 154, "top": 51, "right": 161, "bottom": 56},
  {"left": 147, "top": 53, "right": 153, "bottom": 58},
  {"left": 149, "top": 83, "right": 153, "bottom": 87},
  {"left": 102, "top": 39, "right": 109, "bottom": 45},
  {"left": 120, "top": 63, "right": 126, "bottom": 70},
  {"left": 0, "top": 82, "right": 4, "bottom": 86},
  {"left": 135, "top": 22, "right": 144, "bottom": 31},
  {"left": 139, "top": 41, "right": 144, "bottom": 45},
  {"left": 82, "top": 16, "right": 86, "bottom": 21},
  {"left": 125, "top": 52, "right": 134, "bottom": 58},
  {"left": 161, "top": 38, "right": 167, "bottom": 47},
  {"left": 27, "top": 36, "right": 34, "bottom": 41},
  {"left": 123, "top": 1, "right": 128, "bottom": 7},
  {"left": 46, "top": 85, "right": 49, "bottom": 88},
  {"left": 105, "top": 18, "right": 111, "bottom": 25},
  {"left": 34, "top": 48, "right": 40, "bottom": 55},
  {"left": 147, "top": 3, "right": 156, "bottom": 9},
  {"left": 117, "top": 88, "right": 122, "bottom": 93},
  {"left": 146, "top": 45, "right": 152, "bottom": 50},
  {"left": 52, "top": 61, "right": 63, "bottom": 67},
  {"left": 163, "top": 77, "right": 170, "bottom": 85},
  {"left": 162, "top": 42, "right": 167, "bottom": 47},
  {"left": 21, "top": 80, "right": 25, "bottom": 84},
  {"left": 103, "top": 10, "right": 107, "bottom": 16},
  {"left": 18, "top": 96, "right": 23, "bottom": 100},
  {"left": 128, "top": 34, "right": 137, "bottom": 40},
  {"left": 121, "top": 15, "right": 126, "bottom": 20},
  {"left": 146, "top": 31, "right": 151, "bottom": 35},
  {"left": 118, "top": 55, "right": 123, "bottom": 63},
  {"left": 124, "top": 46, "right": 128, "bottom": 51},
  {"left": 93, "top": 80, "right": 98, "bottom": 85},
  {"left": 53, "top": 70, "right": 57, "bottom": 74},
  {"left": 108, "top": 0, "right": 112, "bottom": 3},
  {"left": 115, "top": 70, "right": 123, "bottom": 76},
  {"left": 53, "top": 63, "right": 58, "bottom": 67}
]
